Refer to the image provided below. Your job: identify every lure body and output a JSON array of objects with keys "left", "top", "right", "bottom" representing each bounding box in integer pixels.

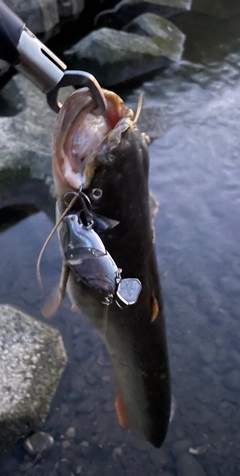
[{"left": 59, "top": 212, "right": 141, "bottom": 306}]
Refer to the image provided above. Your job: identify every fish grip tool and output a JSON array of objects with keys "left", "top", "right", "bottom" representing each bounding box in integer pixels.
[{"left": 0, "top": 0, "right": 107, "bottom": 114}]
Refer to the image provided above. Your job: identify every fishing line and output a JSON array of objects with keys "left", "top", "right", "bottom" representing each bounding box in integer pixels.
[{"left": 36, "top": 193, "right": 78, "bottom": 286}]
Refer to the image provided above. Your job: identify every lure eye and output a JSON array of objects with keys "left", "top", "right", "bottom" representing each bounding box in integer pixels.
[{"left": 91, "top": 188, "right": 103, "bottom": 201}]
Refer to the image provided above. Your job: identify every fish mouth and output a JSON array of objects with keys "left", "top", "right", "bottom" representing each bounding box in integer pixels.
[{"left": 52, "top": 88, "right": 127, "bottom": 196}]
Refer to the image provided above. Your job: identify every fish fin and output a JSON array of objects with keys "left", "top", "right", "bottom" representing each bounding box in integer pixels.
[
  {"left": 115, "top": 390, "right": 128, "bottom": 427},
  {"left": 151, "top": 296, "right": 159, "bottom": 323},
  {"left": 42, "top": 263, "right": 70, "bottom": 318}
]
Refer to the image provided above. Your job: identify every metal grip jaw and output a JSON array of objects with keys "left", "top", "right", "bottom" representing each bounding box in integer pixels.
[
  {"left": 0, "top": 1, "right": 107, "bottom": 114},
  {"left": 16, "top": 27, "right": 66, "bottom": 93}
]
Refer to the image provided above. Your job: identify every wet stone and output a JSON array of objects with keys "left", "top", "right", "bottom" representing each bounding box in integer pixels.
[
  {"left": 24, "top": 431, "right": 54, "bottom": 456},
  {"left": 177, "top": 453, "right": 207, "bottom": 476},
  {"left": 57, "top": 459, "right": 73, "bottom": 476},
  {"left": 62, "top": 440, "right": 71, "bottom": 449},
  {"left": 66, "top": 426, "right": 76, "bottom": 438},
  {"left": 0, "top": 304, "right": 67, "bottom": 451},
  {"left": 112, "top": 447, "right": 123, "bottom": 462},
  {"left": 224, "top": 369, "right": 240, "bottom": 391},
  {"left": 103, "top": 401, "right": 115, "bottom": 413},
  {"left": 150, "top": 448, "right": 169, "bottom": 466},
  {"left": 77, "top": 400, "right": 94, "bottom": 414},
  {"left": 130, "top": 437, "right": 152, "bottom": 451},
  {"left": 172, "top": 439, "right": 192, "bottom": 457},
  {"left": 198, "top": 341, "right": 217, "bottom": 364},
  {"left": 79, "top": 440, "right": 90, "bottom": 455},
  {"left": 64, "top": 28, "right": 182, "bottom": 88}
]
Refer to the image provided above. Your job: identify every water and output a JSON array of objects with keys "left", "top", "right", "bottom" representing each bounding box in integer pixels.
[{"left": 1, "top": 3, "right": 240, "bottom": 476}]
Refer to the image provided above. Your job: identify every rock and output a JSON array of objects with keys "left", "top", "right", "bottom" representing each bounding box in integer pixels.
[
  {"left": 198, "top": 341, "right": 217, "bottom": 364},
  {"left": 79, "top": 440, "right": 90, "bottom": 455},
  {"left": 62, "top": 440, "right": 71, "bottom": 448},
  {"left": 24, "top": 431, "right": 54, "bottom": 455},
  {"left": 0, "top": 78, "right": 26, "bottom": 117},
  {"left": 64, "top": 28, "right": 178, "bottom": 87},
  {"left": 188, "top": 445, "right": 209, "bottom": 456},
  {"left": 0, "top": 75, "right": 72, "bottom": 212},
  {"left": 130, "top": 437, "right": 152, "bottom": 451},
  {"left": 224, "top": 369, "right": 240, "bottom": 391},
  {"left": 5, "top": 0, "right": 85, "bottom": 38},
  {"left": 94, "top": 0, "right": 192, "bottom": 30},
  {"left": 66, "top": 426, "right": 76, "bottom": 438},
  {"left": 124, "top": 13, "right": 185, "bottom": 61},
  {"left": 0, "top": 304, "right": 67, "bottom": 451},
  {"left": 0, "top": 60, "right": 10, "bottom": 77},
  {"left": 172, "top": 439, "right": 192, "bottom": 457},
  {"left": 150, "top": 448, "right": 169, "bottom": 466},
  {"left": 177, "top": 453, "right": 207, "bottom": 476}
]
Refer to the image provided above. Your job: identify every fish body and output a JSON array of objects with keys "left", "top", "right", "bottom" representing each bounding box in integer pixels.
[{"left": 52, "top": 88, "right": 171, "bottom": 447}]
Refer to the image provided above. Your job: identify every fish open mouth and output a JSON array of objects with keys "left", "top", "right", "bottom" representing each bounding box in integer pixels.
[{"left": 52, "top": 88, "right": 127, "bottom": 196}]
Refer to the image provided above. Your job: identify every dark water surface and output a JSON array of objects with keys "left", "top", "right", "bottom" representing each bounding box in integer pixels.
[{"left": 1, "top": 4, "right": 240, "bottom": 476}]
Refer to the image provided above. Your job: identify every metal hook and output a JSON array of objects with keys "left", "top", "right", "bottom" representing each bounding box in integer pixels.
[{"left": 47, "top": 70, "right": 107, "bottom": 115}]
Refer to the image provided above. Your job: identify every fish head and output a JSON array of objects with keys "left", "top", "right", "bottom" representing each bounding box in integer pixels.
[
  {"left": 52, "top": 88, "right": 126, "bottom": 199},
  {"left": 52, "top": 88, "right": 150, "bottom": 229}
]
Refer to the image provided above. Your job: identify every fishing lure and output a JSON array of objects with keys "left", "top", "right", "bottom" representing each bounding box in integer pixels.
[{"left": 59, "top": 201, "right": 142, "bottom": 308}]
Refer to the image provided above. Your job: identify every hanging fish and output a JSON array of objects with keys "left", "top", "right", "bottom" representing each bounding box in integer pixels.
[{"left": 47, "top": 88, "right": 171, "bottom": 448}]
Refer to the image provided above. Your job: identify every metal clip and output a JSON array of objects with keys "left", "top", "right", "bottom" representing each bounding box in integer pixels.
[{"left": 47, "top": 70, "right": 107, "bottom": 114}]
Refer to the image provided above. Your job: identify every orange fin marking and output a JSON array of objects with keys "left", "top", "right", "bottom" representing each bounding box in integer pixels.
[
  {"left": 151, "top": 296, "right": 159, "bottom": 323},
  {"left": 115, "top": 391, "right": 127, "bottom": 427}
]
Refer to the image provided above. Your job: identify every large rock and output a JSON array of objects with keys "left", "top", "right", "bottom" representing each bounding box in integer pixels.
[
  {"left": 5, "top": 0, "right": 85, "bottom": 38},
  {"left": 64, "top": 27, "right": 179, "bottom": 86},
  {"left": 0, "top": 75, "right": 57, "bottom": 209},
  {"left": 0, "top": 304, "right": 67, "bottom": 451},
  {"left": 124, "top": 13, "right": 185, "bottom": 62},
  {"left": 94, "top": 0, "right": 192, "bottom": 30}
]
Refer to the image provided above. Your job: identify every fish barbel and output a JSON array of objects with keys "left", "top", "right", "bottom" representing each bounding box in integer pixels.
[{"left": 51, "top": 88, "right": 171, "bottom": 447}]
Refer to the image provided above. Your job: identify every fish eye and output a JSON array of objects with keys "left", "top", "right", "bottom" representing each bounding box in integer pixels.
[{"left": 91, "top": 188, "right": 103, "bottom": 201}]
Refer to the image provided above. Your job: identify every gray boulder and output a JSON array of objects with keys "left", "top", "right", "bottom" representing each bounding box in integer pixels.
[
  {"left": 94, "top": 0, "right": 192, "bottom": 30},
  {"left": 0, "top": 75, "right": 73, "bottom": 214},
  {"left": 0, "top": 304, "right": 67, "bottom": 451},
  {"left": 4, "top": 0, "right": 85, "bottom": 38},
  {"left": 64, "top": 27, "right": 179, "bottom": 86},
  {"left": 124, "top": 13, "right": 185, "bottom": 61}
]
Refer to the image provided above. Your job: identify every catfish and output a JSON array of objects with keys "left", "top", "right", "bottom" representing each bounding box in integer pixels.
[{"left": 49, "top": 88, "right": 171, "bottom": 447}]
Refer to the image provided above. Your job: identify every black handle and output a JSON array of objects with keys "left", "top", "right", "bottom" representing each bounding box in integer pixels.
[{"left": 0, "top": 1, "right": 24, "bottom": 64}]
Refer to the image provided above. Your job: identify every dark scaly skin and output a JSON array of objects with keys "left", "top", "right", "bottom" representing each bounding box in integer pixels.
[{"left": 57, "top": 118, "right": 171, "bottom": 447}]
